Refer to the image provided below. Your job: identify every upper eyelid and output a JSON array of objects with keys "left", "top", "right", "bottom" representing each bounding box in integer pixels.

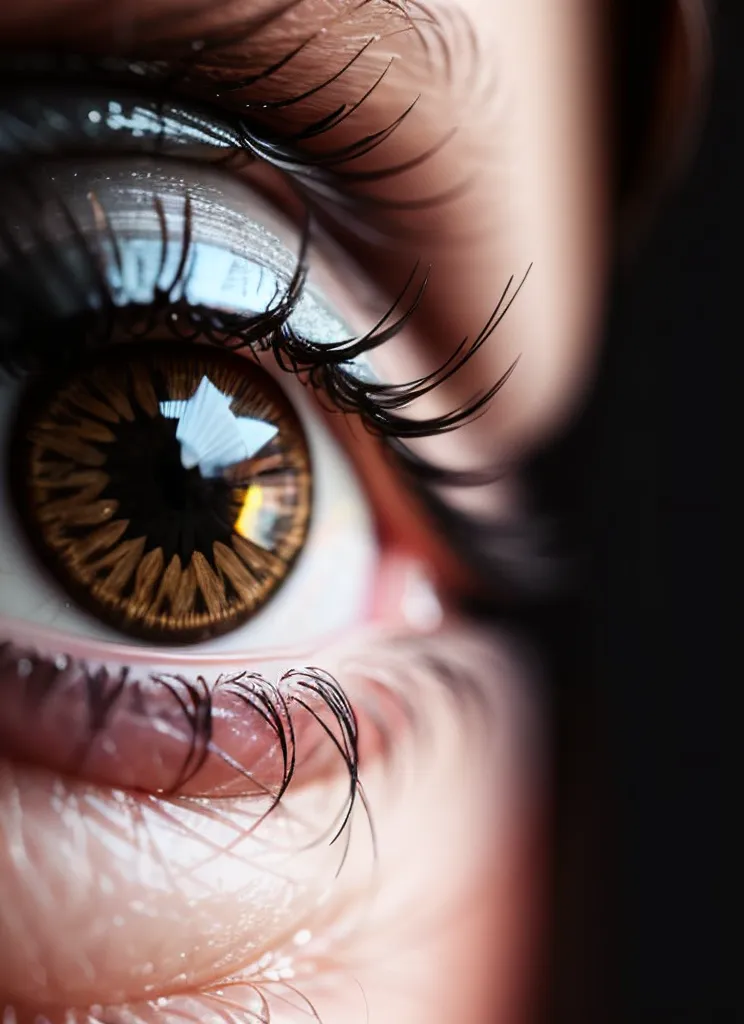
[
  {"left": 0, "top": 143, "right": 513, "bottom": 439},
  {"left": 0, "top": 0, "right": 458, "bottom": 97},
  {"left": 0, "top": 0, "right": 475, "bottom": 163},
  {"left": 0, "top": 77, "right": 526, "bottom": 454},
  {"left": 0, "top": 143, "right": 522, "bottom": 485},
  {"left": 0, "top": 61, "right": 426, "bottom": 208}
]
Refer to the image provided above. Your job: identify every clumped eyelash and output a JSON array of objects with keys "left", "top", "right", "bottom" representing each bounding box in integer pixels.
[
  {"left": 157, "top": 0, "right": 481, "bottom": 225},
  {"left": 0, "top": 175, "right": 527, "bottom": 473},
  {"left": 0, "top": 1, "right": 478, "bottom": 233},
  {"left": 0, "top": 639, "right": 362, "bottom": 845}
]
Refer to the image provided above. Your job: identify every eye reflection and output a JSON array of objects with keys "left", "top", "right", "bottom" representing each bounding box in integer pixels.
[{"left": 10, "top": 343, "right": 311, "bottom": 643}]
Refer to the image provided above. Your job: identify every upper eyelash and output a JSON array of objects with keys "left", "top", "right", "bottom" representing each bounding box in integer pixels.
[
  {"left": 0, "top": 1, "right": 477, "bottom": 232},
  {"left": 0, "top": 172, "right": 527, "bottom": 467},
  {"left": 0, "top": 21, "right": 526, "bottom": 490}
]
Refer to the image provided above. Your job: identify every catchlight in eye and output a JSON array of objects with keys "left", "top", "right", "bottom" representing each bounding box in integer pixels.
[{"left": 9, "top": 343, "right": 311, "bottom": 644}]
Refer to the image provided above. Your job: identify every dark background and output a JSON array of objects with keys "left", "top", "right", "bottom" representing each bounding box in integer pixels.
[{"left": 539, "top": 0, "right": 729, "bottom": 1019}]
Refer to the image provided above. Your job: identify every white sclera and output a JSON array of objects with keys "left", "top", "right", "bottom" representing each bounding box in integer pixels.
[{"left": 0, "top": 158, "right": 379, "bottom": 654}]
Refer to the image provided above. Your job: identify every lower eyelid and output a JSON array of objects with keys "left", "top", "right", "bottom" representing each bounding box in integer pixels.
[
  {"left": 0, "top": 618, "right": 533, "bottom": 1010},
  {"left": 0, "top": 639, "right": 400, "bottom": 1005},
  {"left": 0, "top": 641, "right": 360, "bottom": 799},
  {"left": 0, "top": 544, "right": 445, "bottom": 802},
  {"left": 0, "top": 555, "right": 436, "bottom": 799}
]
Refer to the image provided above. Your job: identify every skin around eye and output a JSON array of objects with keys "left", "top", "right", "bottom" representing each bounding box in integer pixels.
[
  {"left": 0, "top": 622, "right": 543, "bottom": 1014},
  {"left": 0, "top": 130, "right": 540, "bottom": 1016}
]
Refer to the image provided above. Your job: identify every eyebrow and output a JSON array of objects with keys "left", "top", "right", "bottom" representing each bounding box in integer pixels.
[
  {"left": 0, "top": 0, "right": 438, "bottom": 77},
  {"left": 141, "top": 0, "right": 457, "bottom": 118},
  {"left": 0, "top": 0, "right": 461, "bottom": 143}
]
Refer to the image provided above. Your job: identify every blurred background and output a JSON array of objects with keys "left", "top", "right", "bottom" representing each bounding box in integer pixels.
[{"left": 537, "top": 0, "right": 729, "bottom": 1018}]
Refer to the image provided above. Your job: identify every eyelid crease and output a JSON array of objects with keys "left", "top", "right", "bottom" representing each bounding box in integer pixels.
[
  {"left": 0, "top": 58, "right": 458, "bottom": 230},
  {"left": 0, "top": 84, "right": 249, "bottom": 162}
]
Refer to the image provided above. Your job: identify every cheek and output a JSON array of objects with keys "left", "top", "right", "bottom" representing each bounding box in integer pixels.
[
  {"left": 300, "top": 628, "right": 548, "bottom": 1024},
  {"left": 0, "top": 761, "right": 358, "bottom": 1007},
  {"left": 0, "top": 621, "right": 546, "bottom": 1022}
]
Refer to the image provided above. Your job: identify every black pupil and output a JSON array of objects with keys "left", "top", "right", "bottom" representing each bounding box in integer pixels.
[
  {"left": 155, "top": 422, "right": 208, "bottom": 511},
  {"left": 101, "top": 410, "right": 236, "bottom": 566}
]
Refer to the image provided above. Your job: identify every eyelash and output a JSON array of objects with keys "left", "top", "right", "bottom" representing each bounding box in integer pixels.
[
  {"left": 0, "top": 0, "right": 515, "bottom": 476},
  {"left": 0, "top": 0, "right": 474, "bottom": 230},
  {"left": 0, "top": 167, "right": 526, "bottom": 481},
  {"left": 0, "top": 637, "right": 364, "bottom": 841}
]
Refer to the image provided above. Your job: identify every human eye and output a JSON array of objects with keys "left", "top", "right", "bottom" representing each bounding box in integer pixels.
[
  {"left": 0, "top": 1, "right": 608, "bottom": 1021},
  {"left": 0, "top": 43, "right": 520, "bottom": 1015}
]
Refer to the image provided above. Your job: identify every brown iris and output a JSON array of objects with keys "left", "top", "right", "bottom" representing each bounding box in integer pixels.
[{"left": 10, "top": 343, "right": 312, "bottom": 643}]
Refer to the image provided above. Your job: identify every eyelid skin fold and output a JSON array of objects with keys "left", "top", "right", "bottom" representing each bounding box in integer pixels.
[{"left": 0, "top": 641, "right": 348, "bottom": 799}]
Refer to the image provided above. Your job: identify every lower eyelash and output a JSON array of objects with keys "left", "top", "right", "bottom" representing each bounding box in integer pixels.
[{"left": 0, "top": 639, "right": 360, "bottom": 832}]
